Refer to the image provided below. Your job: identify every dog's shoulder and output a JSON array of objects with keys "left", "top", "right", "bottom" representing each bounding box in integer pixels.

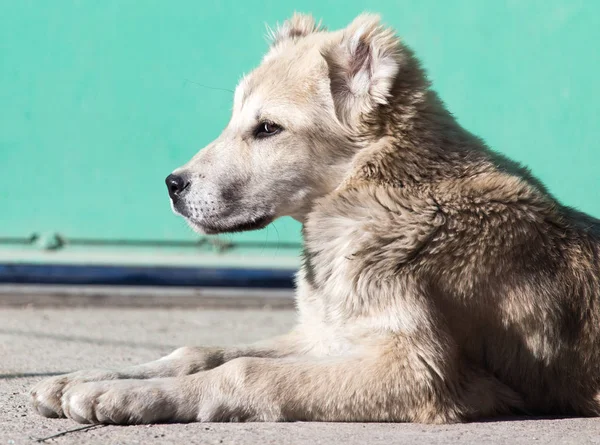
[
  {"left": 339, "top": 134, "right": 568, "bottom": 228},
  {"left": 311, "top": 135, "right": 599, "bottom": 279}
]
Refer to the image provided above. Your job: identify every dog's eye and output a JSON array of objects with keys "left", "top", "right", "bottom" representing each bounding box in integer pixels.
[{"left": 254, "top": 122, "right": 282, "bottom": 138}]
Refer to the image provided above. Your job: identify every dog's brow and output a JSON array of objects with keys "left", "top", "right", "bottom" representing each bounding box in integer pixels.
[
  {"left": 233, "top": 75, "right": 252, "bottom": 112},
  {"left": 242, "top": 83, "right": 254, "bottom": 106}
]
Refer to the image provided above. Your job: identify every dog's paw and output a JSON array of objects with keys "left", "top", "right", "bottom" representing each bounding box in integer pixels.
[
  {"left": 61, "top": 379, "right": 186, "bottom": 424},
  {"left": 30, "top": 370, "right": 118, "bottom": 418}
]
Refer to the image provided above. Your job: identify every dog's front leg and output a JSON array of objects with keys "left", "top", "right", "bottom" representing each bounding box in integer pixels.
[
  {"left": 59, "top": 339, "right": 469, "bottom": 425},
  {"left": 31, "top": 332, "right": 303, "bottom": 419}
]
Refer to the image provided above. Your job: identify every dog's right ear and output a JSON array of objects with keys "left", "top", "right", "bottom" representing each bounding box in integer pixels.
[
  {"left": 322, "top": 14, "right": 401, "bottom": 127},
  {"left": 266, "top": 13, "right": 324, "bottom": 47}
]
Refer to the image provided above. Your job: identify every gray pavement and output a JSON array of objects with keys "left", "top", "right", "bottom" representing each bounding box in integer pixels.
[{"left": 2, "top": 305, "right": 600, "bottom": 444}]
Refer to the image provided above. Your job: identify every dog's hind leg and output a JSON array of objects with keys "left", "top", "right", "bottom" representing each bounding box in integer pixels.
[{"left": 31, "top": 331, "right": 304, "bottom": 418}]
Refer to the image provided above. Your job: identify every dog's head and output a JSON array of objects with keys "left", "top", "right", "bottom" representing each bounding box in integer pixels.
[{"left": 167, "top": 13, "right": 404, "bottom": 234}]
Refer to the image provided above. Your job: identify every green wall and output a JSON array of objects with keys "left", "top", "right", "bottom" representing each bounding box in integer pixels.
[{"left": 1, "top": 1, "right": 598, "bottom": 266}]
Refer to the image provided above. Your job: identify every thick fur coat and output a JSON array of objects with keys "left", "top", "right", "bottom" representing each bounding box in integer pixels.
[{"left": 31, "top": 13, "right": 600, "bottom": 424}]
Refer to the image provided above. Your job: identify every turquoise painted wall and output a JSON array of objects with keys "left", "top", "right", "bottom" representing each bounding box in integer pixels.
[{"left": 1, "top": 1, "right": 598, "bottom": 264}]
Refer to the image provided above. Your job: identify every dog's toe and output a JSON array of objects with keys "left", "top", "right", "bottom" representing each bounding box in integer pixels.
[
  {"left": 30, "top": 376, "right": 69, "bottom": 418},
  {"left": 62, "top": 383, "right": 101, "bottom": 424},
  {"left": 35, "top": 400, "right": 63, "bottom": 418}
]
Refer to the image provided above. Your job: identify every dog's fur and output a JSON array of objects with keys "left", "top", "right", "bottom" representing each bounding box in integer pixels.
[{"left": 31, "top": 13, "right": 600, "bottom": 424}]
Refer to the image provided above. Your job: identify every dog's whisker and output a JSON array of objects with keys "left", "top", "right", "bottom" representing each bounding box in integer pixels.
[{"left": 182, "top": 78, "right": 234, "bottom": 94}]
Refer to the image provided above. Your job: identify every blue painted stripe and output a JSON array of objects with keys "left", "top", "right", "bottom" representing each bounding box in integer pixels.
[{"left": 0, "top": 263, "right": 296, "bottom": 289}]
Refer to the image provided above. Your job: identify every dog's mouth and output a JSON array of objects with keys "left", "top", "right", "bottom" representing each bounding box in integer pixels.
[
  {"left": 188, "top": 214, "right": 273, "bottom": 235},
  {"left": 171, "top": 195, "right": 275, "bottom": 235}
]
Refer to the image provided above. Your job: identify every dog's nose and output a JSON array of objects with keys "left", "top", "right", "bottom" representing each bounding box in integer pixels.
[{"left": 165, "top": 174, "right": 189, "bottom": 201}]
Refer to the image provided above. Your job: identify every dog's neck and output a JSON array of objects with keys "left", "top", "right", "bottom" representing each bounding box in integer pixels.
[{"left": 291, "top": 93, "right": 486, "bottom": 225}]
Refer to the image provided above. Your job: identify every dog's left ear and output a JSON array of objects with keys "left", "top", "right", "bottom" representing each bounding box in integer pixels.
[
  {"left": 322, "top": 14, "right": 400, "bottom": 126},
  {"left": 267, "top": 13, "right": 324, "bottom": 46}
]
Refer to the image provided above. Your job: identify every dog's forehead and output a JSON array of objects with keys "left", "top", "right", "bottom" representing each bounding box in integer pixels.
[
  {"left": 232, "top": 52, "right": 328, "bottom": 124},
  {"left": 235, "top": 62, "right": 313, "bottom": 104},
  {"left": 229, "top": 88, "right": 315, "bottom": 132}
]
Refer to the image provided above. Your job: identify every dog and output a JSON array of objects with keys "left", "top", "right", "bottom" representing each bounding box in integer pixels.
[{"left": 31, "top": 13, "right": 600, "bottom": 424}]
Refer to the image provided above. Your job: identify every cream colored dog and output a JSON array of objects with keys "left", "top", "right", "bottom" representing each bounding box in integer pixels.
[{"left": 31, "top": 13, "right": 600, "bottom": 424}]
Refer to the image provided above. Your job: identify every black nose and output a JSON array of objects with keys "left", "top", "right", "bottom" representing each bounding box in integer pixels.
[{"left": 165, "top": 174, "right": 189, "bottom": 201}]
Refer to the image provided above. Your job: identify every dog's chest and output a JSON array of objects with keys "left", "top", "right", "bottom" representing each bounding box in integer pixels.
[
  {"left": 297, "top": 208, "right": 426, "bottom": 342},
  {"left": 300, "top": 214, "right": 366, "bottom": 318}
]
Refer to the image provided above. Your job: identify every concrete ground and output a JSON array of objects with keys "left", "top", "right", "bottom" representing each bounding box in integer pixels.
[{"left": 2, "top": 300, "right": 600, "bottom": 444}]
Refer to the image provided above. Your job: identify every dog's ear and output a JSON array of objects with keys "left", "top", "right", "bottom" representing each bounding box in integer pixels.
[
  {"left": 267, "top": 13, "right": 324, "bottom": 46},
  {"left": 322, "top": 14, "right": 400, "bottom": 126}
]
